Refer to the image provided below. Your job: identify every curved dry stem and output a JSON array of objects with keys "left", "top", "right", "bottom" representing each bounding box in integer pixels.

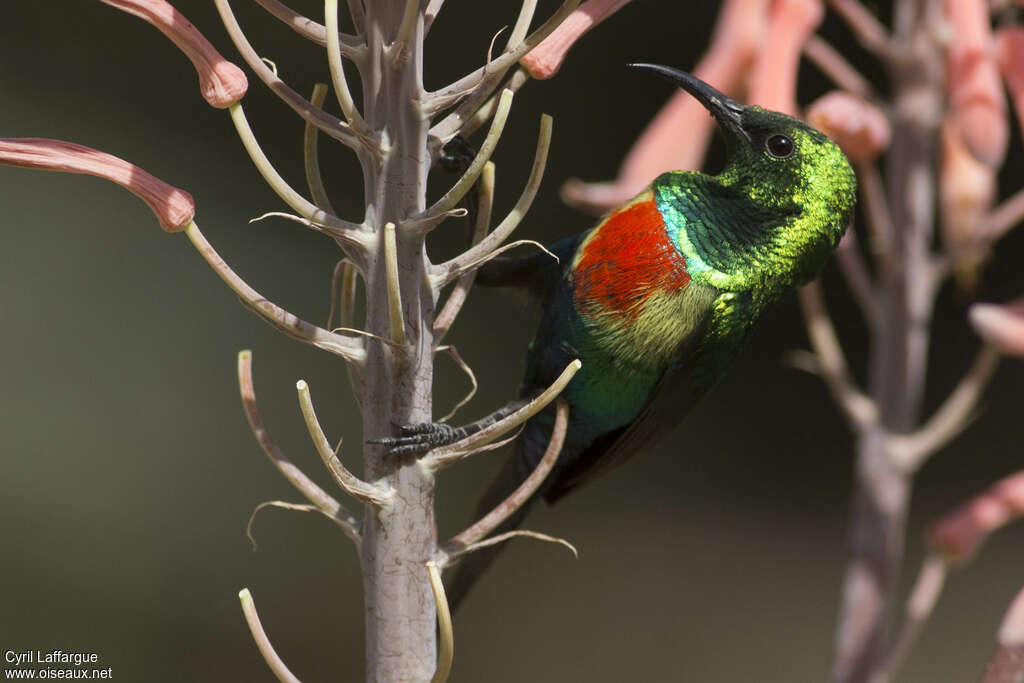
[
  {"left": 797, "top": 281, "right": 877, "bottom": 431},
  {"left": 438, "top": 239, "right": 558, "bottom": 289},
  {"left": 447, "top": 400, "right": 568, "bottom": 549},
  {"left": 247, "top": 500, "right": 335, "bottom": 550},
  {"left": 296, "top": 379, "right": 393, "bottom": 506},
  {"left": 981, "top": 186, "right": 1024, "bottom": 246},
  {"left": 836, "top": 228, "right": 879, "bottom": 327},
  {"left": 828, "top": 0, "right": 893, "bottom": 56},
  {"left": 253, "top": 0, "right": 364, "bottom": 53},
  {"left": 192, "top": 228, "right": 365, "bottom": 364},
  {"left": 392, "top": 0, "right": 420, "bottom": 67},
  {"left": 216, "top": 0, "right": 370, "bottom": 152},
  {"left": 427, "top": 562, "right": 454, "bottom": 683},
  {"left": 446, "top": 529, "right": 578, "bottom": 564},
  {"left": 327, "top": 260, "right": 360, "bottom": 331},
  {"left": 383, "top": 222, "right": 408, "bottom": 346},
  {"left": 325, "top": 0, "right": 369, "bottom": 134},
  {"left": 424, "top": 89, "right": 513, "bottom": 219},
  {"left": 426, "top": 359, "right": 581, "bottom": 469},
  {"left": 238, "top": 589, "right": 303, "bottom": 683},
  {"left": 803, "top": 36, "right": 874, "bottom": 98},
  {"left": 456, "top": 68, "right": 531, "bottom": 140},
  {"left": 429, "top": 0, "right": 577, "bottom": 140},
  {"left": 859, "top": 163, "right": 895, "bottom": 266},
  {"left": 434, "top": 162, "right": 495, "bottom": 343},
  {"left": 304, "top": 83, "right": 338, "bottom": 214},
  {"left": 435, "top": 345, "right": 478, "bottom": 423},
  {"left": 238, "top": 351, "right": 361, "bottom": 546},
  {"left": 228, "top": 103, "right": 367, "bottom": 248},
  {"left": 875, "top": 555, "right": 948, "bottom": 682},
  {"left": 434, "top": 113, "right": 551, "bottom": 287},
  {"left": 891, "top": 345, "right": 1001, "bottom": 471}
]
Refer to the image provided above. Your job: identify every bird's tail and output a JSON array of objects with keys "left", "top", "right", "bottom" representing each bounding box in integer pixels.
[{"left": 445, "top": 441, "right": 540, "bottom": 611}]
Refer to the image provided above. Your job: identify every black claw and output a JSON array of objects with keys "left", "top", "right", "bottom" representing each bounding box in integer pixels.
[{"left": 368, "top": 422, "right": 465, "bottom": 456}]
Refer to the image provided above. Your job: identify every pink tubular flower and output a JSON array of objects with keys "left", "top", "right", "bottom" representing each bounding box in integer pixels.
[
  {"left": 996, "top": 26, "right": 1024, "bottom": 141},
  {"left": 99, "top": 0, "right": 248, "bottom": 108},
  {"left": 561, "top": 0, "right": 770, "bottom": 213},
  {"left": 0, "top": 138, "right": 195, "bottom": 232},
  {"left": 806, "top": 91, "right": 890, "bottom": 163},
  {"left": 969, "top": 297, "right": 1024, "bottom": 356},
  {"left": 748, "top": 0, "right": 824, "bottom": 115},
  {"left": 939, "top": 121, "right": 996, "bottom": 279},
  {"left": 520, "top": 0, "right": 632, "bottom": 79},
  {"left": 945, "top": 0, "right": 1008, "bottom": 167},
  {"left": 1001, "top": 586, "right": 1024, "bottom": 648},
  {"left": 928, "top": 470, "right": 1024, "bottom": 562}
]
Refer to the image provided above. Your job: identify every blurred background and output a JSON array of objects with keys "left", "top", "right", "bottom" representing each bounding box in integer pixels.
[{"left": 1, "top": 1, "right": 1022, "bottom": 681}]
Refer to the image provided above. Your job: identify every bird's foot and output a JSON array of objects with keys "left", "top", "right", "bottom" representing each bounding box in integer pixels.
[{"left": 369, "top": 422, "right": 469, "bottom": 456}]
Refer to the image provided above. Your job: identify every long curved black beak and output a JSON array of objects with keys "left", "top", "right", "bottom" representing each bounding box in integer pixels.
[{"left": 628, "top": 63, "right": 746, "bottom": 137}]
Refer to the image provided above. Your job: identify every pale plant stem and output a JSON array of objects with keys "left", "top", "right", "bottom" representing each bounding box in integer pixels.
[
  {"left": 831, "top": 3, "right": 945, "bottom": 682},
  {"left": 238, "top": 589, "right": 303, "bottom": 683}
]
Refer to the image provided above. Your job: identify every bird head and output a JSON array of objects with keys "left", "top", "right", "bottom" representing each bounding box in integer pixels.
[{"left": 630, "top": 63, "right": 858, "bottom": 290}]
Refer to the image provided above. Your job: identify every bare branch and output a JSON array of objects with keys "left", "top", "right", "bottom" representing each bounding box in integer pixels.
[
  {"left": 191, "top": 229, "right": 366, "bottom": 364},
  {"left": 238, "top": 588, "right": 303, "bottom": 683},
  {"left": 797, "top": 281, "right": 877, "bottom": 431},
  {"left": 215, "top": 0, "right": 371, "bottom": 152},
  {"left": 435, "top": 345, "right": 478, "bottom": 423},
  {"left": 423, "top": 90, "right": 514, "bottom": 219},
  {"left": 434, "top": 161, "right": 495, "bottom": 343},
  {"left": 391, "top": 0, "right": 420, "bottom": 67},
  {"left": 325, "top": 0, "right": 370, "bottom": 135},
  {"left": 875, "top": 555, "right": 948, "bottom": 682},
  {"left": 429, "top": 0, "right": 578, "bottom": 141},
  {"left": 438, "top": 239, "right": 558, "bottom": 288},
  {"left": 228, "top": 103, "right": 367, "bottom": 246},
  {"left": 304, "top": 83, "right": 338, "bottom": 215},
  {"left": 447, "top": 400, "right": 568, "bottom": 549},
  {"left": 858, "top": 163, "right": 895, "bottom": 267},
  {"left": 446, "top": 529, "right": 578, "bottom": 563},
  {"left": 890, "top": 345, "right": 1000, "bottom": 471},
  {"left": 828, "top": 0, "right": 893, "bottom": 56},
  {"left": 383, "top": 222, "right": 408, "bottom": 346},
  {"left": 424, "top": 0, "right": 444, "bottom": 32},
  {"left": 427, "top": 562, "right": 454, "bottom": 683},
  {"left": 296, "top": 380, "right": 393, "bottom": 506},
  {"left": 426, "top": 359, "right": 581, "bottom": 470},
  {"left": 456, "top": 68, "right": 530, "bottom": 139},
  {"left": 247, "top": 500, "right": 342, "bottom": 550},
  {"left": 346, "top": 0, "right": 365, "bottom": 33},
  {"left": 836, "top": 228, "right": 880, "bottom": 327},
  {"left": 253, "top": 0, "right": 364, "bottom": 53},
  {"left": 237, "top": 351, "right": 361, "bottom": 547},
  {"left": 980, "top": 186, "right": 1024, "bottom": 246},
  {"left": 434, "top": 114, "right": 552, "bottom": 286},
  {"left": 803, "top": 36, "right": 874, "bottom": 99}
]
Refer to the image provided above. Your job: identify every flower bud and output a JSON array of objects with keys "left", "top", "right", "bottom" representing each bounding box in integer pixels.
[
  {"left": 969, "top": 297, "right": 1024, "bottom": 356},
  {"left": 806, "top": 91, "right": 890, "bottom": 163},
  {"left": 99, "top": 0, "right": 248, "bottom": 108},
  {"left": 0, "top": 138, "right": 195, "bottom": 232}
]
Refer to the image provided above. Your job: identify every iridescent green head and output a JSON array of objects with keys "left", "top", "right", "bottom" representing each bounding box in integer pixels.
[{"left": 632, "top": 64, "right": 858, "bottom": 292}]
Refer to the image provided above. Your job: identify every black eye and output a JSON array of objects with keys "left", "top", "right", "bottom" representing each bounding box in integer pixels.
[{"left": 765, "top": 134, "right": 795, "bottom": 159}]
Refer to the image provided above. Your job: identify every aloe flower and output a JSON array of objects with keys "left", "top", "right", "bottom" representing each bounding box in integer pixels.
[
  {"left": 945, "top": 0, "right": 1008, "bottom": 167},
  {"left": 99, "top": 0, "right": 247, "bottom": 108},
  {"left": 928, "top": 470, "right": 1024, "bottom": 562},
  {"left": 0, "top": 139, "right": 194, "bottom": 232},
  {"left": 519, "top": 0, "right": 632, "bottom": 79},
  {"left": 969, "top": 298, "right": 1024, "bottom": 357},
  {"left": 806, "top": 91, "right": 890, "bottom": 163}
]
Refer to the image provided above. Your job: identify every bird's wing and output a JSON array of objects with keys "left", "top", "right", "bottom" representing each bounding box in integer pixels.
[{"left": 544, "top": 290, "right": 756, "bottom": 503}]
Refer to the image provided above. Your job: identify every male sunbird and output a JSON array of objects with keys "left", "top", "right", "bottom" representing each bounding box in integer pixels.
[{"left": 378, "top": 64, "right": 857, "bottom": 606}]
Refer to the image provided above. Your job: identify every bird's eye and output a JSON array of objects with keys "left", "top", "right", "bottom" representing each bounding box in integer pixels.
[{"left": 765, "top": 134, "right": 795, "bottom": 159}]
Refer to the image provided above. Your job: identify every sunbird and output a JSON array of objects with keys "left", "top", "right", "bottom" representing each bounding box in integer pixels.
[{"left": 378, "top": 64, "right": 857, "bottom": 607}]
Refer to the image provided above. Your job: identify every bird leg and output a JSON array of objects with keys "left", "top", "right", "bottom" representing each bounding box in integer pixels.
[{"left": 370, "top": 394, "right": 538, "bottom": 456}]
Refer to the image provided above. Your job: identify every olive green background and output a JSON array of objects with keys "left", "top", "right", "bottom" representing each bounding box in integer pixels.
[{"left": 1, "top": 1, "right": 1022, "bottom": 681}]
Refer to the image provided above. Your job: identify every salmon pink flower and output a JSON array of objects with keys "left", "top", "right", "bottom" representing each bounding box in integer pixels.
[
  {"left": 969, "top": 297, "right": 1024, "bottom": 356},
  {"left": 0, "top": 138, "right": 195, "bottom": 232},
  {"left": 806, "top": 91, "right": 890, "bottom": 163},
  {"left": 99, "top": 0, "right": 248, "bottom": 108},
  {"left": 519, "top": 0, "right": 632, "bottom": 79},
  {"left": 928, "top": 470, "right": 1024, "bottom": 562}
]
